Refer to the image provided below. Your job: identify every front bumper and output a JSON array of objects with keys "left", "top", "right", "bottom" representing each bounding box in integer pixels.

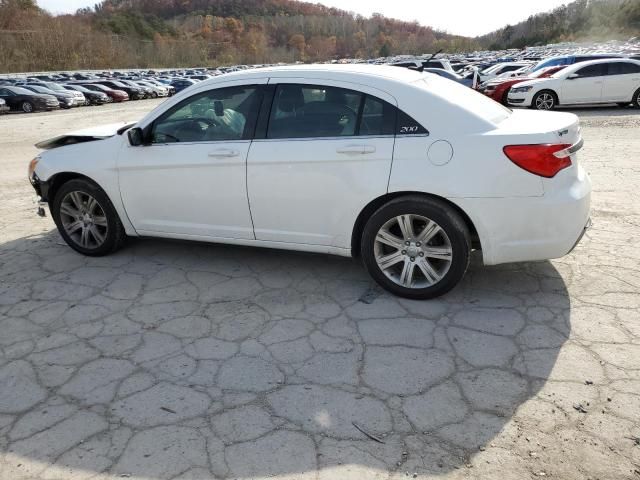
[
  {"left": 507, "top": 91, "right": 533, "bottom": 106},
  {"left": 30, "top": 173, "right": 50, "bottom": 202},
  {"left": 30, "top": 173, "right": 50, "bottom": 217}
]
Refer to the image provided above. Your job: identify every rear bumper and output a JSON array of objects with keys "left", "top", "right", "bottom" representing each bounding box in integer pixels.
[{"left": 453, "top": 166, "right": 591, "bottom": 265}]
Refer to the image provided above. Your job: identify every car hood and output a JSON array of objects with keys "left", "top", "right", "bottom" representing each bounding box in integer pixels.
[
  {"left": 486, "top": 76, "right": 536, "bottom": 86},
  {"left": 35, "top": 121, "right": 135, "bottom": 150},
  {"left": 510, "top": 78, "right": 550, "bottom": 89}
]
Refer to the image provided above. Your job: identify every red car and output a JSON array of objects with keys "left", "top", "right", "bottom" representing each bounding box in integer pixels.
[
  {"left": 480, "top": 66, "right": 566, "bottom": 105},
  {"left": 79, "top": 83, "right": 129, "bottom": 103}
]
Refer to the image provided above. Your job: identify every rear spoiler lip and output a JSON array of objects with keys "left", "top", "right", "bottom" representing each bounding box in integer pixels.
[{"left": 553, "top": 137, "right": 584, "bottom": 158}]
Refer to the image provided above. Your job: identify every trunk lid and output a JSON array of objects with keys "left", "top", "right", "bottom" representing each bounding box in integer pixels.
[{"left": 490, "top": 109, "right": 580, "bottom": 146}]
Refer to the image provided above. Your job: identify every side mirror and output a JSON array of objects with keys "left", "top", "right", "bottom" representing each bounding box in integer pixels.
[
  {"left": 567, "top": 73, "right": 579, "bottom": 80},
  {"left": 127, "top": 127, "right": 144, "bottom": 146}
]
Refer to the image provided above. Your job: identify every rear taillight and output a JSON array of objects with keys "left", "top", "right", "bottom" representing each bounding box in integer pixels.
[{"left": 503, "top": 143, "right": 572, "bottom": 178}]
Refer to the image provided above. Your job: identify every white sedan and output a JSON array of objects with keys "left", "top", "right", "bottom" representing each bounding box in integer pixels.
[
  {"left": 29, "top": 65, "right": 591, "bottom": 299},
  {"left": 508, "top": 58, "right": 640, "bottom": 110}
]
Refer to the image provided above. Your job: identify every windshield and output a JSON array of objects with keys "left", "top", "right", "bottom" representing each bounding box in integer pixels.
[
  {"left": 533, "top": 57, "right": 569, "bottom": 71},
  {"left": 70, "top": 85, "right": 90, "bottom": 93},
  {"left": 28, "top": 86, "right": 52, "bottom": 94},
  {"left": 43, "top": 82, "right": 65, "bottom": 91}
]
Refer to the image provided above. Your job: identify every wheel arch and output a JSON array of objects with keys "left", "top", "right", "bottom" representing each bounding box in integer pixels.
[
  {"left": 350, "top": 191, "right": 481, "bottom": 258},
  {"left": 46, "top": 172, "right": 102, "bottom": 204}
]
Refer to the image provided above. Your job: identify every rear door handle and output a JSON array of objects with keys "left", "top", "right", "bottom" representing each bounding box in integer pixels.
[
  {"left": 208, "top": 149, "right": 239, "bottom": 158},
  {"left": 336, "top": 145, "right": 376, "bottom": 154}
]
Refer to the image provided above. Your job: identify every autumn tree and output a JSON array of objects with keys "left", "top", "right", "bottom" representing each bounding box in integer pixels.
[{"left": 288, "top": 33, "right": 305, "bottom": 60}]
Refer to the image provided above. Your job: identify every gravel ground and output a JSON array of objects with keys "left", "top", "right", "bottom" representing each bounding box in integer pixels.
[{"left": 0, "top": 101, "right": 639, "bottom": 480}]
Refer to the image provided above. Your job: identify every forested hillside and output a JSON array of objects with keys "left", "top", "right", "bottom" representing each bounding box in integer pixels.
[
  {"left": 0, "top": 0, "right": 638, "bottom": 73},
  {"left": 0, "top": 0, "right": 474, "bottom": 72},
  {"left": 481, "top": 0, "right": 640, "bottom": 50}
]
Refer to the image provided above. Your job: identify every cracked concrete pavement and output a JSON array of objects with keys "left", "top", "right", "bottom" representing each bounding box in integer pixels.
[{"left": 1, "top": 102, "right": 639, "bottom": 479}]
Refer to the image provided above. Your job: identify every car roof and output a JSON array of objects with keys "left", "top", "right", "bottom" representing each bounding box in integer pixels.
[
  {"left": 197, "top": 64, "right": 425, "bottom": 91},
  {"left": 564, "top": 57, "right": 640, "bottom": 71}
]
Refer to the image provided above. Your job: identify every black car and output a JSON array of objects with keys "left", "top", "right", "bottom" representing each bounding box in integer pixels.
[
  {"left": 63, "top": 84, "right": 110, "bottom": 105},
  {"left": 21, "top": 84, "right": 76, "bottom": 109},
  {"left": 118, "top": 79, "right": 153, "bottom": 98},
  {"left": 94, "top": 80, "right": 144, "bottom": 100},
  {"left": 0, "top": 86, "right": 59, "bottom": 113}
]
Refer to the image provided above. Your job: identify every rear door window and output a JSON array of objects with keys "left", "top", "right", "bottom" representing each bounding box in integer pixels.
[
  {"left": 607, "top": 62, "right": 640, "bottom": 75},
  {"left": 267, "top": 84, "right": 362, "bottom": 139}
]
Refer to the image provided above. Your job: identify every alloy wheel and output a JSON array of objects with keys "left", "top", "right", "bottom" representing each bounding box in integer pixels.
[
  {"left": 59, "top": 191, "right": 108, "bottom": 249},
  {"left": 22, "top": 102, "right": 33, "bottom": 113},
  {"left": 535, "top": 93, "right": 554, "bottom": 110},
  {"left": 374, "top": 214, "right": 452, "bottom": 289}
]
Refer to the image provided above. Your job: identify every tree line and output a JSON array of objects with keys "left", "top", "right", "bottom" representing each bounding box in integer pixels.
[
  {"left": 1, "top": 0, "right": 637, "bottom": 74},
  {"left": 0, "top": 0, "right": 476, "bottom": 73},
  {"left": 481, "top": 0, "right": 640, "bottom": 50}
]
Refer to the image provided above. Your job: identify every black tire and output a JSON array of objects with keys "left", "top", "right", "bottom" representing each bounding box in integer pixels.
[
  {"left": 531, "top": 90, "right": 557, "bottom": 110},
  {"left": 632, "top": 88, "right": 640, "bottom": 109},
  {"left": 501, "top": 90, "right": 510, "bottom": 106},
  {"left": 21, "top": 101, "right": 34, "bottom": 113},
  {"left": 51, "top": 179, "right": 127, "bottom": 256},
  {"left": 360, "top": 196, "right": 471, "bottom": 300}
]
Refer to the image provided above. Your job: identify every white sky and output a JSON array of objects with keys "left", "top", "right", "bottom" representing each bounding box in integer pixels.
[{"left": 37, "top": 0, "right": 569, "bottom": 36}]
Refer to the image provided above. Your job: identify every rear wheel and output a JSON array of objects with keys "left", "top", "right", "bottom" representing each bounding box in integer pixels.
[
  {"left": 532, "top": 90, "right": 557, "bottom": 110},
  {"left": 21, "top": 101, "right": 34, "bottom": 113},
  {"left": 360, "top": 196, "right": 471, "bottom": 299},
  {"left": 51, "top": 179, "right": 126, "bottom": 256}
]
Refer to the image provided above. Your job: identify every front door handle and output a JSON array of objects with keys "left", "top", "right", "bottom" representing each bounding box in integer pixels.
[
  {"left": 208, "top": 149, "right": 239, "bottom": 158},
  {"left": 336, "top": 145, "right": 376, "bottom": 155}
]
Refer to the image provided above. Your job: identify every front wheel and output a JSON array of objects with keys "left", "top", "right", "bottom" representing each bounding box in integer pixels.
[
  {"left": 51, "top": 179, "right": 127, "bottom": 256},
  {"left": 21, "top": 101, "right": 34, "bottom": 113},
  {"left": 532, "top": 90, "right": 556, "bottom": 110},
  {"left": 360, "top": 196, "right": 471, "bottom": 299},
  {"left": 632, "top": 88, "right": 640, "bottom": 109}
]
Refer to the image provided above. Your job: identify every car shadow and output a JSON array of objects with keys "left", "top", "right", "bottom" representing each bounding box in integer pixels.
[{"left": 0, "top": 230, "right": 571, "bottom": 479}]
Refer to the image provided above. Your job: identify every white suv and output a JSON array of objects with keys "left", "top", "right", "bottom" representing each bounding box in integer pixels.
[{"left": 508, "top": 59, "right": 640, "bottom": 110}]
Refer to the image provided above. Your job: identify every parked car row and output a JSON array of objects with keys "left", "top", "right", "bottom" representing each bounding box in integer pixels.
[
  {"left": 0, "top": 72, "right": 191, "bottom": 113},
  {"left": 2, "top": 37, "right": 640, "bottom": 114},
  {"left": 383, "top": 39, "right": 640, "bottom": 110},
  {"left": 389, "top": 53, "right": 640, "bottom": 111},
  {"left": 0, "top": 64, "right": 284, "bottom": 114}
]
